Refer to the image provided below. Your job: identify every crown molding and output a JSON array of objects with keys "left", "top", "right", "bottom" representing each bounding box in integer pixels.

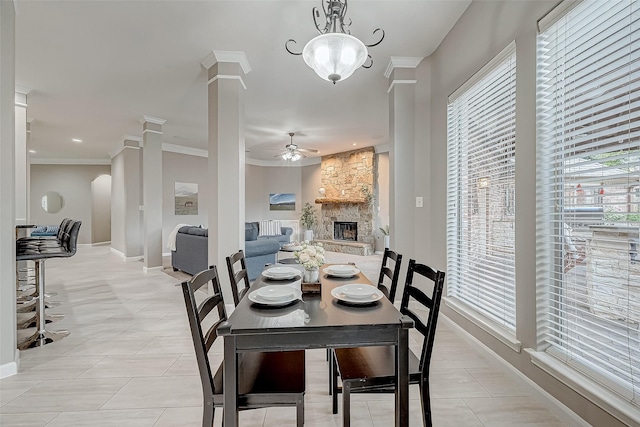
[
  {"left": 374, "top": 144, "right": 390, "bottom": 154},
  {"left": 123, "top": 134, "right": 142, "bottom": 143},
  {"left": 201, "top": 50, "right": 251, "bottom": 74},
  {"left": 139, "top": 115, "right": 166, "bottom": 125},
  {"left": 162, "top": 143, "right": 208, "bottom": 158},
  {"left": 387, "top": 79, "right": 418, "bottom": 93},
  {"left": 245, "top": 156, "right": 321, "bottom": 167},
  {"left": 207, "top": 75, "right": 247, "bottom": 90},
  {"left": 15, "top": 85, "right": 30, "bottom": 95},
  {"left": 31, "top": 158, "right": 111, "bottom": 165},
  {"left": 384, "top": 56, "right": 424, "bottom": 78}
]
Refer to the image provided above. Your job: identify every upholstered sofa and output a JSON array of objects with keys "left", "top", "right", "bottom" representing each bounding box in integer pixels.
[
  {"left": 246, "top": 221, "right": 294, "bottom": 248},
  {"left": 171, "top": 224, "right": 283, "bottom": 281}
]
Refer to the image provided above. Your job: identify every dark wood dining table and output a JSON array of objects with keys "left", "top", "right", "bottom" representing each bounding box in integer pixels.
[{"left": 218, "top": 263, "right": 414, "bottom": 426}]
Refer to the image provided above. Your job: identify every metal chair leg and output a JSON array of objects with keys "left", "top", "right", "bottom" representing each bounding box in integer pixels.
[{"left": 17, "top": 259, "right": 69, "bottom": 350}]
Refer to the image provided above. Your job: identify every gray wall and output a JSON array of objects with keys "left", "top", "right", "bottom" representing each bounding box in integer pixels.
[
  {"left": 30, "top": 164, "right": 111, "bottom": 245},
  {"left": 426, "top": 1, "right": 623, "bottom": 426},
  {"left": 245, "top": 163, "right": 302, "bottom": 222},
  {"left": 90, "top": 174, "right": 111, "bottom": 244},
  {"left": 162, "top": 151, "right": 209, "bottom": 252}
]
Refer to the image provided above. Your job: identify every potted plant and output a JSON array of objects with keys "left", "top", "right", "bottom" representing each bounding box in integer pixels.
[
  {"left": 300, "top": 202, "right": 317, "bottom": 242},
  {"left": 379, "top": 225, "right": 390, "bottom": 249}
]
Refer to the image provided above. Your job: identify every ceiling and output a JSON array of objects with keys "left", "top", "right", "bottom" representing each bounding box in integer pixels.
[{"left": 15, "top": 0, "right": 470, "bottom": 163}]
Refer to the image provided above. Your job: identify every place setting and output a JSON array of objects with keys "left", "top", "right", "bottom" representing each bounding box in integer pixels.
[
  {"left": 248, "top": 284, "right": 302, "bottom": 308},
  {"left": 331, "top": 283, "right": 384, "bottom": 306},
  {"left": 322, "top": 264, "right": 361, "bottom": 278},
  {"left": 261, "top": 265, "right": 301, "bottom": 281}
]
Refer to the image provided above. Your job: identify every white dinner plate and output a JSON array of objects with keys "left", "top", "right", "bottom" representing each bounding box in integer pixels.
[
  {"left": 262, "top": 266, "right": 300, "bottom": 280},
  {"left": 249, "top": 287, "right": 302, "bottom": 306},
  {"left": 323, "top": 265, "right": 360, "bottom": 278},
  {"left": 331, "top": 284, "right": 383, "bottom": 305},
  {"left": 257, "top": 285, "right": 295, "bottom": 302}
]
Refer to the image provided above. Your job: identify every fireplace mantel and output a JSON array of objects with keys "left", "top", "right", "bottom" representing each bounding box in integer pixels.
[{"left": 315, "top": 198, "right": 367, "bottom": 204}]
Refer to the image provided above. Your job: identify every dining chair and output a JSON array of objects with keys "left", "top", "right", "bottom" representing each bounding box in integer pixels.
[
  {"left": 226, "top": 249, "right": 251, "bottom": 306},
  {"left": 377, "top": 248, "right": 403, "bottom": 303},
  {"left": 181, "top": 265, "right": 306, "bottom": 427},
  {"left": 330, "top": 259, "right": 445, "bottom": 427}
]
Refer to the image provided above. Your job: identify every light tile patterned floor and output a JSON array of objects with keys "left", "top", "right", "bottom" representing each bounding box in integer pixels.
[{"left": 1, "top": 246, "right": 569, "bottom": 426}]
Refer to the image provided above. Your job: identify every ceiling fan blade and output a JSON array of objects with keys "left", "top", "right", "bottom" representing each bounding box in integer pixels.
[
  {"left": 297, "top": 148, "right": 319, "bottom": 153},
  {"left": 274, "top": 151, "right": 288, "bottom": 157}
]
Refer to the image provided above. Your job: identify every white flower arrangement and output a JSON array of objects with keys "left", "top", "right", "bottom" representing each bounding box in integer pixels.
[{"left": 294, "top": 241, "right": 325, "bottom": 270}]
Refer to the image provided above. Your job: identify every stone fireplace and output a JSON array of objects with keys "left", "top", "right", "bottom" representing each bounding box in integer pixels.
[{"left": 314, "top": 147, "right": 375, "bottom": 256}]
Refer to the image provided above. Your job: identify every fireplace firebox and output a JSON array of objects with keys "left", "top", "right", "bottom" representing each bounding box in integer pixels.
[{"left": 334, "top": 221, "right": 358, "bottom": 241}]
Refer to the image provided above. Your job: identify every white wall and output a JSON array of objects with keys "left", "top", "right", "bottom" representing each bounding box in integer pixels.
[
  {"left": 30, "top": 164, "right": 111, "bottom": 245},
  {"left": 426, "top": 1, "right": 625, "bottom": 426},
  {"left": 374, "top": 152, "right": 389, "bottom": 252}
]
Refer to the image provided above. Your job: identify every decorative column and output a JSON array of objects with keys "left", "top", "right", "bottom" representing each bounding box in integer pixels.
[
  {"left": 141, "top": 116, "right": 165, "bottom": 272},
  {"left": 14, "top": 87, "right": 28, "bottom": 225},
  {"left": 0, "top": 0, "right": 18, "bottom": 377},
  {"left": 110, "top": 137, "right": 142, "bottom": 259},
  {"left": 385, "top": 57, "right": 422, "bottom": 284},
  {"left": 201, "top": 51, "right": 250, "bottom": 304}
]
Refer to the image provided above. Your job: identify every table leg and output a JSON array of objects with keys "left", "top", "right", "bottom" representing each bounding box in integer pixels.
[
  {"left": 223, "top": 335, "right": 239, "bottom": 427},
  {"left": 395, "top": 327, "right": 409, "bottom": 427}
]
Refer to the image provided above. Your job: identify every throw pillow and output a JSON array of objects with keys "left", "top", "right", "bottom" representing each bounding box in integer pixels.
[
  {"left": 245, "top": 222, "right": 259, "bottom": 241},
  {"left": 258, "top": 220, "right": 281, "bottom": 236}
]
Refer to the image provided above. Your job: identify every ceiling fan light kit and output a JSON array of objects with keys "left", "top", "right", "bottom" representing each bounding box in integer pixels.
[
  {"left": 276, "top": 132, "right": 318, "bottom": 162},
  {"left": 286, "top": 0, "right": 384, "bottom": 84}
]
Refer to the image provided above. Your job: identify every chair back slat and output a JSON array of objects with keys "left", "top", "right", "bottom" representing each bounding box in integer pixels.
[
  {"left": 399, "top": 259, "right": 446, "bottom": 375},
  {"left": 181, "top": 265, "right": 227, "bottom": 397},
  {"left": 226, "top": 250, "right": 251, "bottom": 306},
  {"left": 377, "top": 248, "right": 403, "bottom": 303},
  {"left": 401, "top": 286, "right": 431, "bottom": 336}
]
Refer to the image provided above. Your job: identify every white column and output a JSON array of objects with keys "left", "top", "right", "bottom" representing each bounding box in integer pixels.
[
  {"left": 385, "top": 57, "right": 422, "bottom": 288},
  {"left": 14, "top": 87, "right": 28, "bottom": 225},
  {"left": 202, "top": 50, "right": 250, "bottom": 303},
  {"left": 26, "top": 121, "right": 31, "bottom": 223},
  {"left": 141, "top": 116, "right": 165, "bottom": 271},
  {"left": 0, "top": 0, "right": 18, "bottom": 378}
]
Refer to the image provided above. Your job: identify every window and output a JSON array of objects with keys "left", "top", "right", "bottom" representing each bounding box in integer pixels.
[
  {"left": 446, "top": 42, "right": 517, "bottom": 333},
  {"left": 537, "top": 0, "right": 640, "bottom": 404}
]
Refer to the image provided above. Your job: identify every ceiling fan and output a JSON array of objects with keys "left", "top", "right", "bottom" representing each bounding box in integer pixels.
[{"left": 275, "top": 132, "right": 318, "bottom": 161}]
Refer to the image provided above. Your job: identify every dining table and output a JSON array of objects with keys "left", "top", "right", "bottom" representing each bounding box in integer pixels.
[{"left": 217, "top": 263, "right": 414, "bottom": 426}]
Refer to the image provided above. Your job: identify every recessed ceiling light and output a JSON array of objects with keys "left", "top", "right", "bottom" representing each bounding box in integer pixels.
[
  {"left": 72, "top": 138, "right": 82, "bottom": 143},
  {"left": 352, "top": 143, "right": 357, "bottom": 146},
  {"left": 29, "top": 149, "right": 36, "bottom": 154}
]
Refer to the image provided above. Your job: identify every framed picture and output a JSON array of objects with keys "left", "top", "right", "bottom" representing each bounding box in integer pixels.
[
  {"left": 175, "top": 182, "right": 198, "bottom": 215},
  {"left": 269, "top": 193, "right": 295, "bottom": 211}
]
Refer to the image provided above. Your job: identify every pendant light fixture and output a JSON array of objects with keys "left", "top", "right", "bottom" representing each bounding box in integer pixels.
[{"left": 285, "top": 0, "right": 384, "bottom": 84}]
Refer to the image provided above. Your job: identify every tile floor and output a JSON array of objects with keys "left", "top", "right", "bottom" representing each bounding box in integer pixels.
[{"left": 1, "top": 245, "right": 571, "bottom": 426}]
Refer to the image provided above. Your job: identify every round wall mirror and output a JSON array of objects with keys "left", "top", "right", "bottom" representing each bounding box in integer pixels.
[{"left": 41, "top": 191, "right": 64, "bottom": 214}]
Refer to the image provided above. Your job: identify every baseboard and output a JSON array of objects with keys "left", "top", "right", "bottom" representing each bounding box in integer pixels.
[
  {"left": 0, "top": 350, "right": 20, "bottom": 379},
  {"left": 440, "top": 315, "right": 591, "bottom": 427},
  {"left": 143, "top": 265, "right": 163, "bottom": 273},
  {"left": 110, "top": 247, "right": 143, "bottom": 262},
  {"left": 92, "top": 241, "right": 111, "bottom": 246}
]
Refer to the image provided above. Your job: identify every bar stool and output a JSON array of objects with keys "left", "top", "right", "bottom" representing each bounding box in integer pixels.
[{"left": 16, "top": 219, "right": 81, "bottom": 350}]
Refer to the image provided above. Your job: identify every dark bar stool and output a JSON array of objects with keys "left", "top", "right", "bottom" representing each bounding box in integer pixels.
[{"left": 16, "top": 219, "right": 81, "bottom": 349}]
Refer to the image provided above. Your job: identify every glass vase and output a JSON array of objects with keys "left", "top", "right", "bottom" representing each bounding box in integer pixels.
[{"left": 303, "top": 267, "right": 319, "bottom": 283}]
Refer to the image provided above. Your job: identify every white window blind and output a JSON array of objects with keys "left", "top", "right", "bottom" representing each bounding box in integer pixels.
[
  {"left": 537, "top": 0, "right": 640, "bottom": 404},
  {"left": 446, "top": 43, "right": 517, "bottom": 332}
]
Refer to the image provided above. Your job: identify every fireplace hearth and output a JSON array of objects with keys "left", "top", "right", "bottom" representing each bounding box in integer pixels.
[{"left": 334, "top": 221, "right": 358, "bottom": 241}]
